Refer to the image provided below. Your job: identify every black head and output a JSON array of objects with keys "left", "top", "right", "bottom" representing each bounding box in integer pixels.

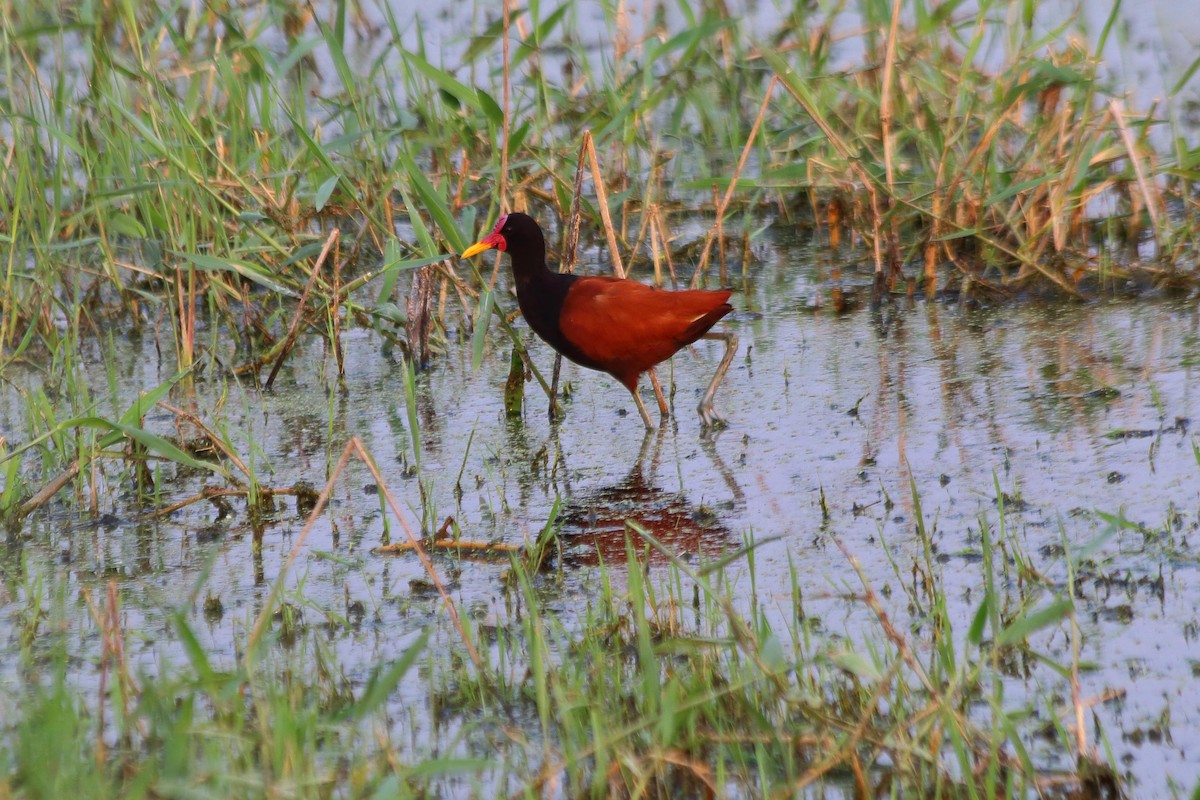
[{"left": 461, "top": 212, "right": 546, "bottom": 265}]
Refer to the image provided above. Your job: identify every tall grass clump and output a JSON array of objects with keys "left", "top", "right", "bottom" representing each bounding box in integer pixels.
[
  {"left": 760, "top": 0, "right": 1199, "bottom": 297},
  {"left": 2, "top": 0, "right": 1196, "bottom": 393}
]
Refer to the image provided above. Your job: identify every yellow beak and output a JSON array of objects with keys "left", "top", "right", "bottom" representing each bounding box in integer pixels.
[{"left": 461, "top": 240, "right": 495, "bottom": 258}]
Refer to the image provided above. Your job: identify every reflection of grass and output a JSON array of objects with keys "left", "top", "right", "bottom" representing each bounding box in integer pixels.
[{"left": 0, "top": 479, "right": 1122, "bottom": 797}]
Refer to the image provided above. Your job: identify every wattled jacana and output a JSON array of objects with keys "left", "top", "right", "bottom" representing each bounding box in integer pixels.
[{"left": 461, "top": 212, "right": 738, "bottom": 428}]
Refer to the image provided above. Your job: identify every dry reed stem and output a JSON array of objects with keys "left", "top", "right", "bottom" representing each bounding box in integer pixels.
[
  {"left": 832, "top": 538, "right": 935, "bottom": 694},
  {"left": 106, "top": 581, "right": 135, "bottom": 713},
  {"left": 175, "top": 256, "right": 196, "bottom": 369},
  {"left": 1110, "top": 98, "right": 1163, "bottom": 247},
  {"left": 132, "top": 483, "right": 316, "bottom": 520},
  {"left": 787, "top": 658, "right": 903, "bottom": 794},
  {"left": 848, "top": 750, "right": 869, "bottom": 797},
  {"left": 523, "top": 672, "right": 766, "bottom": 800},
  {"left": 373, "top": 540, "right": 520, "bottom": 555},
  {"left": 83, "top": 581, "right": 141, "bottom": 769},
  {"left": 17, "top": 460, "right": 81, "bottom": 520},
  {"left": 690, "top": 76, "right": 778, "bottom": 288},
  {"left": 1070, "top": 609, "right": 1088, "bottom": 761},
  {"left": 879, "top": 0, "right": 903, "bottom": 284},
  {"left": 879, "top": 0, "right": 901, "bottom": 191},
  {"left": 653, "top": 209, "right": 679, "bottom": 285},
  {"left": 791, "top": 62, "right": 1081, "bottom": 297},
  {"left": 550, "top": 134, "right": 592, "bottom": 415},
  {"left": 265, "top": 227, "right": 339, "bottom": 389},
  {"left": 245, "top": 437, "right": 481, "bottom": 670},
  {"left": 82, "top": 585, "right": 109, "bottom": 769},
  {"left": 777, "top": 76, "right": 886, "bottom": 281},
  {"left": 584, "top": 130, "right": 626, "bottom": 278},
  {"left": 831, "top": 536, "right": 1019, "bottom": 785},
  {"left": 649, "top": 204, "right": 663, "bottom": 286},
  {"left": 653, "top": 749, "right": 718, "bottom": 796},
  {"left": 405, "top": 265, "right": 435, "bottom": 366},
  {"left": 563, "top": 134, "right": 589, "bottom": 272},
  {"left": 634, "top": 525, "right": 790, "bottom": 692},
  {"left": 621, "top": 140, "right": 662, "bottom": 271},
  {"left": 157, "top": 399, "right": 251, "bottom": 480},
  {"left": 498, "top": 0, "right": 512, "bottom": 215},
  {"left": 332, "top": 233, "right": 345, "bottom": 382},
  {"left": 713, "top": 184, "right": 727, "bottom": 284},
  {"left": 926, "top": 143, "right": 949, "bottom": 295}
]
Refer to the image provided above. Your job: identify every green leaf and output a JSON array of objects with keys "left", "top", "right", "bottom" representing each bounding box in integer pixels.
[
  {"left": 117, "top": 370, "right": 189, "bottom": 431},
  {"left": 996, "top": 597, "right": 1073, "bottom": 648},
  {"left": 107, "top": 211, "right": 146, "bottom": 238},
  {"left": 1171, "top": 52, "right": 1200, "bottom": 96},
  {"left": 831, "top": 649, "right": 882, "bottom": 682},
  {"left": 342, "top": 252, "right": 449, "bottom": 297},
  {"left": 403, "top": 758, "right": 491, "bottom": 778},
  {"left": 512, "top": 5, "right": 570, "bottom": 69},
  {"left": 276, "top": 35, "right": 323, "bottom": 75},
  {"left": 279, "top": 242, "right": 330, "bottom": 271},
  {"left": 967, "top": 595, "right": 990, "bottom": 645},
  {"left": 1071, "top": 521, "right": 1122, "bottom": 562},
  {"left": 759, "top": 631, "right": 786, "bottom": 671},
  {"left": 647, "top": 16, "right": 735, "bottom": 61},
  {"left": 984, "top": 172, "right": 1063, "bottom": 206},
  {"left": 281, "top": 104, "right": 339, "bottom": 176},
  {"left": 173, "top": 613, "right": 217, "bottom": 683},
  {"left": 396, "top": 150, "right": 466, "bottom": 252},
  {"left": 402, "top": 51, "right": 483, "bottom": 114},
  {"left": 173, "top": 251, "right": 297, "bottom": 297},
  {"left": 315, "top": 174, "right": 340, "bottom": 211},
  {"left": 332, "top": 628, "right": 429, "bottom": 721},
  {"left": 73, "top": 416, "right": 232, "bottom": 479},
  {"left": 471, "top": 289, "right": 494, "bottom": 370},
  {"left": 476, "top": 88, "right": 504, "bottom": 127},
  {"left": 370, "top": 302, "right": 407, "bottom": 326},
  {"left": 933, "top": 227, "right": 983, "bottom": 242},
  {"left": 0, "top": 367, "right": 196, "bottom": 467}
]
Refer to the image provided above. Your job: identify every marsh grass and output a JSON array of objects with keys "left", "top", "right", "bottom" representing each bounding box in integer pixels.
[
  {"left": 1, "top": 0, "right": 1195, "bottom": 437},
  {"left": 0, "top": 473, "right": 1122, "bottom": 798}
]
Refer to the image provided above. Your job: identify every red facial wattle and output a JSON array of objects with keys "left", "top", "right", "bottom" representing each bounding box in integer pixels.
[
  {"left": 461, "top": 215, "right": 509, "bottom": 258},
  {"left": 488, "top": 214, "right": 508, "bottom": 250}
]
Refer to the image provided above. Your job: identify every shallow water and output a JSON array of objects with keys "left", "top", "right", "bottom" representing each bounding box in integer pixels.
[{"left": 2, "top": 226, "right": 1199, "bottom": 793}]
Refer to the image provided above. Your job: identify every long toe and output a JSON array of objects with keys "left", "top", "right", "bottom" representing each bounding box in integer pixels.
[{"left": 698, "top": 401, "right": 726, "bottom": 429}]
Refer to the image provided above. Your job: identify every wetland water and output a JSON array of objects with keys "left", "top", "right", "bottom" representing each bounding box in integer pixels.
[{"left": 2, "top": 230, "right": 1198, "bottom": 794}]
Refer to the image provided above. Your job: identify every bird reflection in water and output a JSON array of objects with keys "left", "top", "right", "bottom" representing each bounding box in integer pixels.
[{"left": 556, "top": 428, "right": 743, "bottom": 567}]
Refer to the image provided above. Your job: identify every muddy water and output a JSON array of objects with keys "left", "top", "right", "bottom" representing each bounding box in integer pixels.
[{"left": 2, "top": 236, "right": 1199, "bottom": 794}]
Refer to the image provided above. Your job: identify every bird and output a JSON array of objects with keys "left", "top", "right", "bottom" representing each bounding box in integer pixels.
[{"left": 461, "top": 212, "right": 737, "bottom": 428}]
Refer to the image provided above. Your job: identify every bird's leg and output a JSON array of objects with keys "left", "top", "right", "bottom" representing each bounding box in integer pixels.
[
  {"left": 648, "top": 367, "right": 670, "bottom": 419},
  {"left": 697, "top": 330, "right": 738, "bottom": 427},
  {"left": 630, "top": 383, "right": 656, "bottom": 430}
]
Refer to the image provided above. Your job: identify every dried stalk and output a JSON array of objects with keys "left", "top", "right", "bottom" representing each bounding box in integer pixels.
[
  {"left": 690, "top": 76, "right": 778, "bottom": 288},
  {"left": 265, "top": 227, "right": 340, "bottom": 389}
]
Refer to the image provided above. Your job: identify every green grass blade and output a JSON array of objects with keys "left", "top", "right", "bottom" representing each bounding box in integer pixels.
[
  {"left": 471, "top": 288, "right": 494, "bottom": 370},
  {"left": 995, "top": 597, "right": 1073, "bottom": 648}
]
